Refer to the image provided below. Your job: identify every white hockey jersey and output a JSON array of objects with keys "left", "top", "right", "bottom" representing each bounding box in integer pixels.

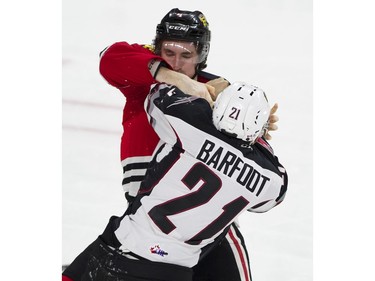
[{"left": 114, "top": 83, "right": 288, "bottom": 267}]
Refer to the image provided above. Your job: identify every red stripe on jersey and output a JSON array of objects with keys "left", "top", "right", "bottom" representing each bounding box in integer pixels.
[
  {"left": 256, "top": 137, "right": 274, "bottom": 155},
  {"left": 62, "top": 275, "right": 73, "bottom": 281},
  {"left": 228, "top": 228, "right": 251, "bottom": 281}
]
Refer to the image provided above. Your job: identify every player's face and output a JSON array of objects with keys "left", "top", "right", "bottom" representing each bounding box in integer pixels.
[{"left": 160, "top": 41, "right": 199, "bottom": 78}]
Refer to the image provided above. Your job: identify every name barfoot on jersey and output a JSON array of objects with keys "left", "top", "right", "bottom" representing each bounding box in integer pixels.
[{"left": 197, "top": 140, "right": 270, "bottom": 196}]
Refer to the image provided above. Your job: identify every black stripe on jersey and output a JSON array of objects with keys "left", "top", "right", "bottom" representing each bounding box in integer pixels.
[
  {"left": 122, "top": 162, "right": 149, "bottom": 185},
  {"left": 122, "top": 162, "right": 149, "bottom": 173},
  {"left": 251, "top": 200, "right": 272, "bottom": 210},
  {"left": 122, "top": 175, "right": 145, "bottom": 186},
  {"left": 276, "top": 172, "right": 288, "bottom": 203}
]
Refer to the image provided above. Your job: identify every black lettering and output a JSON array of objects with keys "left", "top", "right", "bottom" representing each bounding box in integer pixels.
[
  {"left": 236, "top": 163, "right": 254, "bottom": 186},
  {"left": 197, "top": 139, "right": 270, "bottom": 198},
  {"left": 255, "top": 175, "right": 270, "bottom": 196},
  {"left": 197, "top": 140, "right": 215, "bottom": 162},
  {"left": 246, "top": 169, "right": 261, "bottom": 193},
  {"left": 206, "top": 147, "right": 223, "bottom": 169},
  {"left": 228, "top": 157, "right": 243, "bottom": 177},
  {"left": 217, "top": 151, "right": 237, "bottom": 175}
]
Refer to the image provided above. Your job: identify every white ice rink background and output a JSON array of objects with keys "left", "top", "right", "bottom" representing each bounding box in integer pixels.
[{"left": 62, "top": 1, "right": 312, "bottom": 280}]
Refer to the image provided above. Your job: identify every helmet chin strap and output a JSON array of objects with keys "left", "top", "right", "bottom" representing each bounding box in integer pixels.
[
  {"left": 192, "top": 59, "right": 203, "bottom": 80},
  {"left": 191, "top": 68, "right": 199, "bottom": 80},
  {"left": 192, "top": 62, "right": 207, "bottom": 79}
]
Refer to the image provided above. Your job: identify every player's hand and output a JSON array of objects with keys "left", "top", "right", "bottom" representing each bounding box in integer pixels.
[
  {"left": 192, "top": 82, "right": 215, "bottom": 107},
  {"left": 177, "top": 77, "right": 215, "bottom": 107},
  {"left": 264, "top": 103, "right": 279, "bottom": 140},
  {"left": 206, "top": 77, "right": 230, "bottom": 101}
]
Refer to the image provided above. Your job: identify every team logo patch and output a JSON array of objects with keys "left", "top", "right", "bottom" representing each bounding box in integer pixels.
[
  {"left": 143, "top": 44, "right": 155, "bottom": 52},
  {"left": 199, "top": 14, "right": 208, "bottom": 27},
  {"left": 150, "top": 245, "right": 168, "bottom": 257}
]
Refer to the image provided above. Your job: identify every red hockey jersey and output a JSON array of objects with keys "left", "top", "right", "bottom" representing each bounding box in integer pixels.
[{"left": 99, "top": 42, "right": 220, "bottom": 197}]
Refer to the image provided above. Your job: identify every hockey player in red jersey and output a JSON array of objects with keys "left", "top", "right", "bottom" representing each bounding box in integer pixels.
[
  {"left": 63, "top": 8, "right": 280, "bottom": 281},
  {"left": 63, "top": 81, "right": 287, "bottom": 281},
  {"left": 99, "top": 10, "right": 223, "bottom": 200}
]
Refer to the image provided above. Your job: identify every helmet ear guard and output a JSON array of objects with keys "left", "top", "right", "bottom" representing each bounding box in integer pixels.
[
  {"left": 212, "top": 82, "right": 271, "bottom": 144},
  {"left": 153, "top": 8, "right": 211, "bottom": 70}
]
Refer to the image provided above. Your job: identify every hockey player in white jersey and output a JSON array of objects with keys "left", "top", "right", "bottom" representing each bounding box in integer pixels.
[{"left": 63, "top": 82, "right": 287, "bottom": 281}]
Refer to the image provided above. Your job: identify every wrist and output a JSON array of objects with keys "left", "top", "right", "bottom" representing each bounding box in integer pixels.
[{"left": 148, "top": 59, "right": 167, "bottom": 79}]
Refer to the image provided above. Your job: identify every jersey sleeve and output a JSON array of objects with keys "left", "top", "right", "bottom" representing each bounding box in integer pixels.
[
  {"left": 99, "top": 42, "right": 170, "bottom": 89},
  {"left": 144, "top": 84, "right": 180, "bottom": 145},
  {"left": 248, "top": 138, "right": 288, "bottom": 212}
]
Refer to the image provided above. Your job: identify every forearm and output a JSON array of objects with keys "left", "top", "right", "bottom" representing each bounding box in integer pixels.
[
  {"left": 154, "top": 66, "right": 191, "bottom": 89},
  {"left": 154, "top": 66, "right": 215, "bottom": 106}
]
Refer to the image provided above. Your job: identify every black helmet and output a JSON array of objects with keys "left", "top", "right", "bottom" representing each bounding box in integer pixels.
[{"left": 154, "top": 8, "right": 211, "bottom": 70}]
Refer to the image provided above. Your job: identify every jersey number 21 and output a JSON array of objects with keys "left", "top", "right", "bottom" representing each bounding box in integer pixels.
[{"left": 148, "top": 162, "right": 249, "bottom": 245}]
